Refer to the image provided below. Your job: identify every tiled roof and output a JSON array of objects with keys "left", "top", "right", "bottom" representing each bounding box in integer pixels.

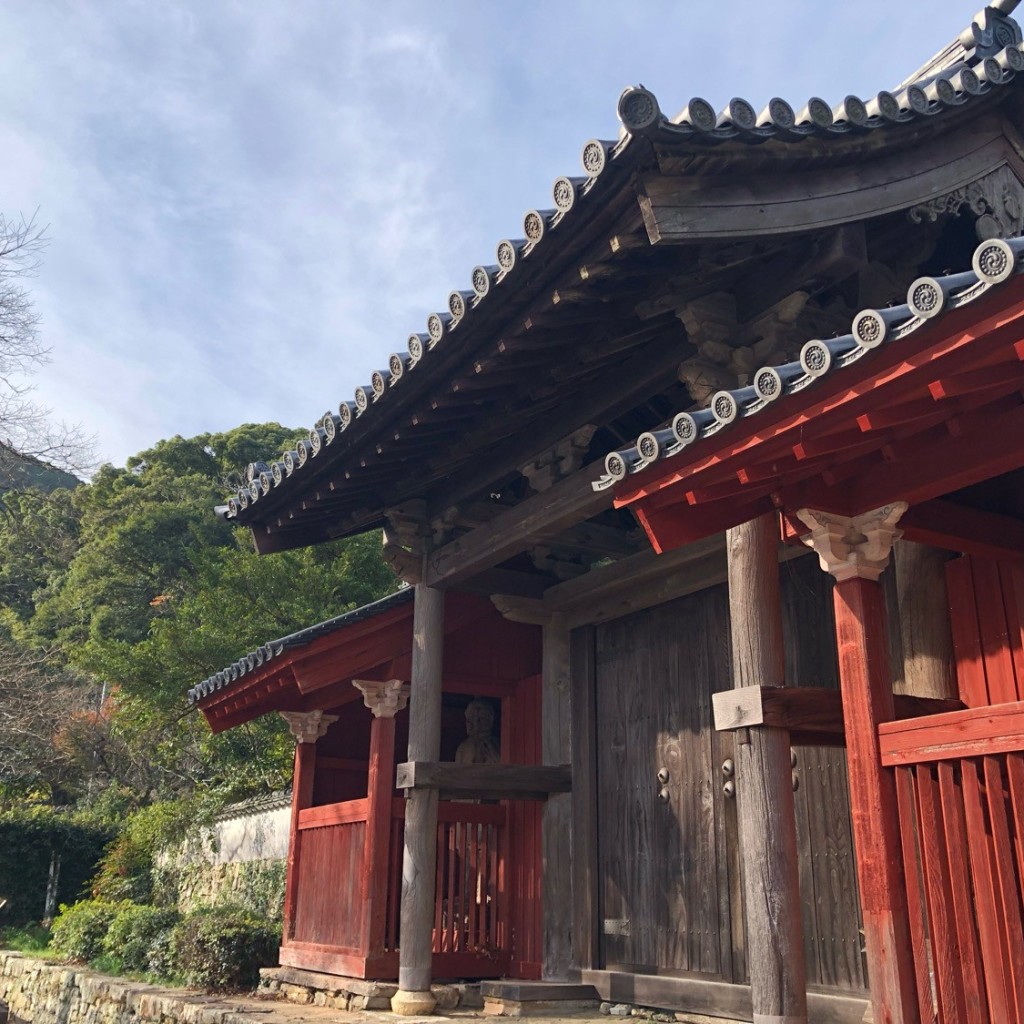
[
  {"left": 591, "top": 236, "right": 1024, "bottom": 492},
  {"left": 187, "top": 587, "right": 414, "bottom": 705},
  {"left": 219, "top": 15, "right": 1024, "bottom": 528}
]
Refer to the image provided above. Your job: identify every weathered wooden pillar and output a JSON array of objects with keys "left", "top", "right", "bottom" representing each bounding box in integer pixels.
[
  {"left": 541, "top": 614, "right": 573, "bottom": 979},
  {"left": 891, "top": 541, "right": 956, "bottom": 699},
  {"left": 726, "top": 513, "right": 808, "bottom": 1024},
  {"left": 797, "top": 504, "right": 920, "bottom": 1024},
  {"left": 279, "top": 710, "right": 338, "bottom": 941},
  {"left": 392, "top": 584, "right": 445, "bottom": 1016},
  {"left": 354, "top": 679, "right": 410, "bottom": 962}
]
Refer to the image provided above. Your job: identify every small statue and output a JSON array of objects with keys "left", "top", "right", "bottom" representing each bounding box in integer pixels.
[{"left": 454, "top": 698, "right": 500, "bottom": 764}]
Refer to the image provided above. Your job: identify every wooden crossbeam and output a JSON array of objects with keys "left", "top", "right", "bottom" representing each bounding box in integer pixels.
[
  {"left": 713, "top": 685, "right": 963, "bottom": 746},
  {"left": 394, "top": 761, "right": 571, "bottom": 801},
  {"left": 424, "top": 468, "right": 609, "bottom": 588},
  {"left": 879, "top": 700, "right": 1024, "bottom": 765}
]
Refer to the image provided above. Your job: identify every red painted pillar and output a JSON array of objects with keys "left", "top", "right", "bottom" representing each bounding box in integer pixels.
[
  {"left": 798, "top": 505, "right": 919, "bottom": 1024},
  {"left": 354, "top": 680, "right": 410, "bottom": 963},
  {"left": 279, "top": 711, "right": 337, "bottom": 941}
]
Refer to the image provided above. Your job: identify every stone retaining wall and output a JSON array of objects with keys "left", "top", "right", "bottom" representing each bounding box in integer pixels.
[{"left": 0, "top": 952, "right": 270, "bottom": 1024}]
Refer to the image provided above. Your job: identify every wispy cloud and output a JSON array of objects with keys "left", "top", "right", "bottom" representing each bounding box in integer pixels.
[{"left": 0, "top": 0, "right": 973, "bottom": 467}]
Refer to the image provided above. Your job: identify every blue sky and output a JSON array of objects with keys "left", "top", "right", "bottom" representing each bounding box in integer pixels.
[{"left": 0, "top": 1, "right": 978, "bottom": 468}]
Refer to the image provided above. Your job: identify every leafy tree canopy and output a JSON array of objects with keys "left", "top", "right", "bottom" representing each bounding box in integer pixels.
[{"left": 0, "top": 423, "right": 398, "bottom": 806}]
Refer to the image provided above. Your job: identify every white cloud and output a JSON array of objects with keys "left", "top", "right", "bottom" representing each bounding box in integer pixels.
[{"left": 0, "top": 0, "right": 978, "bottom": 466}]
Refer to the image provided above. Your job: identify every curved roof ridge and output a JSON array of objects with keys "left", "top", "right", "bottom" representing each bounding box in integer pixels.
[
  {"left": 220, "top": 16, "right": 1024, "bottom": 528},
  {"left": 187, "top": 587, "right": 414, "bottom": 705},
  {"left": 896, "top": 3, "right": 1022, "bottom": 91},
  {"left": 591, "top": 236, "right": 1024, "bottom": 493}
]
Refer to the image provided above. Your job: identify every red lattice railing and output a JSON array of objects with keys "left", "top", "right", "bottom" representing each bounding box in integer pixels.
[{"left": 881, "top": 706, "right": 1024, "bottom": 1022}]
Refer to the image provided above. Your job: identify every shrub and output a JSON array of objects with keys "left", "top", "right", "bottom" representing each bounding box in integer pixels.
[
  {"left": 103, "top": 903, "right": 179, "bottom": 973},
  {"left": 49, "top": 899, "right": 124, "bottom": 962},
  {"left": 169, "top": 905, "right": 279, "bottom": 991},
  {"left": 92, "top": 799, "right": 203, "bottom": 904}
]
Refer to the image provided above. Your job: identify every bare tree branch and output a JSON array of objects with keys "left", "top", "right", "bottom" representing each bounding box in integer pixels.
[{"left": 0, "top": 212, "right": 96, "bottom": 478}]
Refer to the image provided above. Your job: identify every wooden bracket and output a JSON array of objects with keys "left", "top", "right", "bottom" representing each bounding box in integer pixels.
[{"left": 395, "top": 761, "right": 571, "bottom": 801}]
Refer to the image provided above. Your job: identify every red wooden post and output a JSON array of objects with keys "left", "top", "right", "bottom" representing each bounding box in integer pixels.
[
  {"left": 279, "top": 711, "right": 337, "bottom": 941},
  {"left": 798, "top": 504, "right": 920, "bottom": 1024},
  {"left": 353, "top": 679, "right": 410, "bottom": 961}
]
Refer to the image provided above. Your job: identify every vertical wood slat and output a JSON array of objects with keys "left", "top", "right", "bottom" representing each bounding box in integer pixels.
[
  {"left": 999, "top": 563, "right": 1024, "bottom": 701},
  {"left": 387, "top": 814, "right": 403, "bottom": 950},
  {"left": 916, "top": 763, "right": 967, "bottom": 1024},
  {"left": 973, "top": 558, "right": 1018, "bottom": 705},
  {"left": 895, "top": 766, "right": 936, "bottom": 1021},
  {"left": 437, "top": 821, "right": 449, "bottom": 950},
  {"left": 947, "top": 556, "right": 988, "bottom": 707},
  {"left": 961, "top": 758, "right": 1008, "bottom": 1023},
  {"left": 938, "top": 761, "right": 988, "bottom": 1021},
  {"left": 1008, "top": 753, "right": 1024, "bottom": 888},
  {"left": 983, "top": 755, "right": 1024, "bottom": 1019}
]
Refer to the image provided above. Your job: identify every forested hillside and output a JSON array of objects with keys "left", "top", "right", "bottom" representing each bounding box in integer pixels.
[{"left": 0, "top": 422, "right": 397, "bottom": 811}]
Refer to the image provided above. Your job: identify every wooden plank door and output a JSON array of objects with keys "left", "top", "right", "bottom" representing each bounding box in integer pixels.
[
  {"left": 594, "top": 584, "right": 739, "bottom": 979},
  {"left": 781, "top": 556, "right": 869, "bottom": 994},
  {"left": 590, "top": 560, "right": 866, "bottom": 993}
]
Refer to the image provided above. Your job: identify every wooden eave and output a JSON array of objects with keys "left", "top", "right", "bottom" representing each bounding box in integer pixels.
[
  {"left": 224, "top": 26, "right": 1024, "bottom": 555},
  {"left": 192, "top": 590, "right": 540, "bottom": 733},
  {"left": 613, "top": 271, "right": 1024, "bottom": 554}
]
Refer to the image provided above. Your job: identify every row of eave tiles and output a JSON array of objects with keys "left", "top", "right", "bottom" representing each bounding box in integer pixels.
[
  {"left": 188, "top": 587, "right": 414, "bottom": 704},
  {"left": 223, "top": 43, "right": 1024, "bottom": 522},
  {"left": 592, "top": 235, "right": 1024, "bottom": 491}
]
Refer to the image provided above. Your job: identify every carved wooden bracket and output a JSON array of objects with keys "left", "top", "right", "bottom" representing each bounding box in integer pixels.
[
  {"left": 280, "top": 710, "right": 339, "bottom": 744},
  {"left": 521, "top": 425, "right": 597, "bottom": 493},
  {"left": 353, "top": 678, "right": 410, "bottom": 718},
  {"left": 908, "top": 164, "right": 1024, "bottom": 241},
  {"left": 796, "top": 503, "right": 907, "bottom": 582},
  {"left": 382, "top": 527, "right": 422, "bottom": 585}
]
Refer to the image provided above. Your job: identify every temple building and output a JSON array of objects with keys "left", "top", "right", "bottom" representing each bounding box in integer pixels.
[{"left": 191, "top": 5, "right": 1024, "bottom": 1021}]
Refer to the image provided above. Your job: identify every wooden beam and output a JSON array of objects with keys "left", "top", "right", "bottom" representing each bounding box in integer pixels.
[
  {"left": 725, "top": 513, "right": 807, "bottom": 1024},
  {"left": 713, "top": 684, "right": 963, "bottom": 740},
  {"left": 640, "top": 128, "right": 1017, "bottom": 240},
  {"left": 395, "top": 761, "right": 571, "bottom": 801},
  {"left": 899, "top": 499, "right": 1024, "bottom": 564},
  {"left": 880, "top": 700, "right": 1024, "bottom": 765},
  {"left": 424, "top": 467, "right": 610, "bottom": 588}
]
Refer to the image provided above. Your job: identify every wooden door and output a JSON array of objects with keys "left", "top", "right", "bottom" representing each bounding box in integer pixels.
[
  {"left": 588, "top": 559, "right": 866, "bottom": 992},
  {"left": 781, "top": 557, "right": 868, "bottom": 994},
  {"left": 594, "top": 584, "right": 739, "bottom": 979}
]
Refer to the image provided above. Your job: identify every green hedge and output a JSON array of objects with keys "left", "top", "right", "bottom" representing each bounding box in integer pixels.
[
  {"left": 50, "top": 900, "right": 126, "bottom": 962},
  {"left": 169, "top": 905, "right": 280, "bottom": 991},
  {"left": 104, "top": 903, "right": 180, "bottom": 973},
  {"left": 0, "top": 809, "right": 114, "bottom": 924}
]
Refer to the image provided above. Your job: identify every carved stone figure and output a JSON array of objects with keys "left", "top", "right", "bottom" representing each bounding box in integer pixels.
[{"left": 455, "top": 699, "right": 500, "bottom": 765}]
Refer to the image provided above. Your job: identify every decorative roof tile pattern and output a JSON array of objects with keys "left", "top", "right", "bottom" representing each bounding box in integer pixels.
[
  {"left": 220, "top": 12, "right": 1024, "bottom": 527},
  {"left": 591, "top": 236, "right": 1024, "bottom": 492},
  {"left": 187, "top": 587, "right": 414, "bottom": 705}
]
